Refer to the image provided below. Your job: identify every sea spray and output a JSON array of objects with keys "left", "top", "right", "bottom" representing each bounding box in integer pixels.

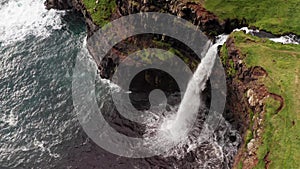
[
  {"left": 140, "top": 35, "right": 235, "bottom": 167},
  {"left": 0, "top": 0, "right": 64, "bottom": 46}
]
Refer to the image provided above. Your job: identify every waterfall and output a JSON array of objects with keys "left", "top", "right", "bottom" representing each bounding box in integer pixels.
[{"left": 161, "top": 35, "right": 229, "bottom": 141}]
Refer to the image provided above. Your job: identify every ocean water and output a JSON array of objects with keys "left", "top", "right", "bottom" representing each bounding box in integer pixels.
[{"left": 0, "top": 0, "right": 86, "bottom": 168}]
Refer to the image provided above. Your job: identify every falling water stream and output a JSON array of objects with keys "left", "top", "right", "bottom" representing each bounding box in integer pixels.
[{"left": 160, "top": 35, "right": 229, "bottom": 140}]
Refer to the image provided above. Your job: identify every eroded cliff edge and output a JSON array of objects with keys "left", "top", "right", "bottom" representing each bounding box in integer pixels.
[{"left": 45, "top": 1, "right": 300, "bottom": 169}]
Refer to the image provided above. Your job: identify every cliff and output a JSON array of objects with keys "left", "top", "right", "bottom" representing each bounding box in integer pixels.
[
  {"left": 222, "top": 32, "right": 300, "bottom": 169},
  {"left": 44, "top": 0, "right": 300, "bottom": 168}
]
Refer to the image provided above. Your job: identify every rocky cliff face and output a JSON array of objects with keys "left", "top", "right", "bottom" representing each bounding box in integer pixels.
[
  {"left": 45, "top": 0, "right": 253, "bottom": 168},
  {"left": 45, "top": 0, "right": 247, "bottom": 37},
  {"left": 116, "top": 0, "right": 226, "bottom": 35},
  {"left": 222, "top": 36, "right": 285, "bottom": 169}
]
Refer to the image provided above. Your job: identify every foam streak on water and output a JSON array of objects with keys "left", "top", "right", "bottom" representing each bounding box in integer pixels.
[{"left": 0, "top": 0, "right": 65, "bottom": 46}]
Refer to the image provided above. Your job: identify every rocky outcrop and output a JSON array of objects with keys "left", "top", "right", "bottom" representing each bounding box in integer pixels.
[
  {"left": 222, "top": 37, "right": 259, "bottom": 168},
  {"left": 116, "top": 0, "right": 225, "bottom": 36},
  {"left": 116, "top": 0, "right": 247, "bottom": 36},
  {"left": 45, "top": 0, "right": 99, "bottom": 36}
]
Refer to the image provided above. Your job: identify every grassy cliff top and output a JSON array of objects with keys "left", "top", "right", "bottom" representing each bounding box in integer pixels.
[
  {"left": 82, "top": 0, "right": 116, "bottom": 27},
  {"left": 82, "top": 0, "right": 300, "bottom": 35},
  {"left": 228, "top": 31, "right": 300, "bottom": 169},
  {"left": 204, "top": 0, "right": 300, "bottom": 35}
]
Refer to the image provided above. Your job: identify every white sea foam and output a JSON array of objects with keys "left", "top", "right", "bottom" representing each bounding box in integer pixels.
[
  {"left": 34, "top": 138, "right": 61, "bottom": 158},
  {"left": 1, "top": 110, "right": 18, "bottom": 126},
  {"left": 0, "top": 0, "right": 65, "bottom": 46}
]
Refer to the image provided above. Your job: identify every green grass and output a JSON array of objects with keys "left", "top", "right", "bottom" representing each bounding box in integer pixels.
[
  {"left": 82, "top": 0, "right": 300, "bottom": 35},
  {"left": 245, "top": 110, "right": 255, "bottom": 145},
  {"left": 230, "top": 31, "right": 300, "bottom": 168},
  {"left": 153, "top": 40, "right": 199, "bottom": 70},
  {"left": 204, "top": 0, "right": 300, "bottom": 35},
  {"left": 82, "top": 0, "right": 116, "bottom": 27},
  {"left": 220, "top": 44, "right": 237, "bottom": 77}
]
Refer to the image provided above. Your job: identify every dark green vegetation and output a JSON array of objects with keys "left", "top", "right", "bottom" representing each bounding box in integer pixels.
[
  {"left": 82, "top": 0, "right": 116, "bottom": 26},
  {"left": 204, "top": 0, "right": 300, "bottom": 35},
  {"left": 152, "top": 40, "right": 199, "bottom": 70},
  {"left": 229, "top": 32, "right": 300, "bottom": 169},
  {"left": 220, "top": 45, "right": 237, "bottom": 77}
]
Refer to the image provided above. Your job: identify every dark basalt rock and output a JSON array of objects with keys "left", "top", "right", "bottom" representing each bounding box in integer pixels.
[{"left": 252, "top": 30, "right": 278, "bottom": 38}]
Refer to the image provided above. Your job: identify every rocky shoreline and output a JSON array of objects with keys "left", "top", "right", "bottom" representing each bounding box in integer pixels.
[{"left": 44, "top": 0, "right": 289, "bottom": 168}]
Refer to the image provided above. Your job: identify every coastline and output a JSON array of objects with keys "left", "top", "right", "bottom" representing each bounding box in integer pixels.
[{"left": 44, "top": 1, "right": 300, "bottom": 168}]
